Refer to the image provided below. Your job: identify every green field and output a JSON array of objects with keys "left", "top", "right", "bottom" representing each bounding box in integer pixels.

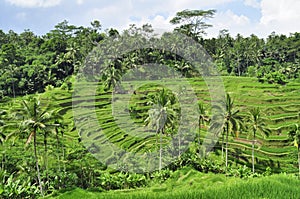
[
  {"left": 48, "top": 167, "right": 300, "bottom": 199},
  {"left": 69, "top": 76, "right": 300, "bottom": 173},
  {"left": 1, "top": 76, "right": 300, "bottom": 198}
]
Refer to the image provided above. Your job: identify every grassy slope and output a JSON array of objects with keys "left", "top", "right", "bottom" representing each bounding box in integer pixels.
[
  {"left": 48, "top": 167, "right": 300, "bottom": 199},
  {"left": 1, "top": 76, "right": 299, "bottom": 173},
  {"left": 221, "top": 77, "right": 300, "bottom": 173},
  {"left": 70, "top": 76, "right": 300, "bottom": 173},
  {"left": 2, "top": 76, "right": 299, "bottom": 198}
]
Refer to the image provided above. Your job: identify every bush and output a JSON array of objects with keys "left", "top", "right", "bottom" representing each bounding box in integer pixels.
[
  {"left": 0, "top": 171, "right": 39, "bottom": 199},
  {"left": 259, "top": 71, "right": 288, "bottom": 85}
]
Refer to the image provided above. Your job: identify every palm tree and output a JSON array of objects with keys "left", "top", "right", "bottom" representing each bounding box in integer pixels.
[
  {"left": 13, "top": 96, "right": 59, "bottom": 196},
  {"left": 103, "top": 63, "right": 123, "bottom": 91},
  {"left": 197, "top": 102, "right": 209, "bottom": 152},
  {"left": 289, "top": 124, "right": 300, "bottom": 177},
  {"left": 247, "top": 107, "right": 270, "bottom": 173},
  {"left": 145, "top": 89, "right": 177, "bottom": 171},
  {"left": 211, "top": 93, "right": 243, "bottom": 170}
]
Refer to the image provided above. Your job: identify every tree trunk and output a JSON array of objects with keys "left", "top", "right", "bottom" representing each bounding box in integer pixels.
[
  {"left": 155, "top": 128, "right": 159, "bottom": 171},
  {"left": 44, "top": 133, "right": 48, "bottom": 188},
  {"left": 34, "top": 131, "right": 43, "bottom": 196},
  {"left": 221, "top": 130, "right": 225, "bottom": 160},
  {"left": 159, "top": 129, "right": 162, "bottom": 171},
  {"left": 252, "top": 140, "right": 255, "bottom": 174},
  {"left": 298, "top": 149, "right": 300, "bottom": 179},
  {"left": 225, "top": 123, "right": 229, "bottom": 171},
  {"left": 178, "top": 132, "right": 181, "bottom": 157},
  {"left": 252, "top": 131, "right": 256, "bottom": 174},
  {"left": 198, "top": 117, "right": 201, "bottom": 150},
  {"left": 55, "top": 132, "right": 61, "bottom": 172}
]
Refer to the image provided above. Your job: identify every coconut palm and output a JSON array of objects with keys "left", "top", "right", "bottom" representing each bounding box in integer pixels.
[
  {"left": 246, "top": 107, "right": 270, "bottom": 173},
  {"left": 145, "top": 89, "right": 177, "bottom": 171},
  {"left": 12, "top": 96, "right": 60, "bottom": 196},
  {"left": 197, "top": 102, "right": 209, "bottom": 150},
  {"left": 103, "top": 63, "right": 123, "bottom": 91},
  {"left": 288, "top": 124, "right": 300, "bottom": 177},
  {"left": 210, "top": 93, "right": 243, "bottom": 169}
]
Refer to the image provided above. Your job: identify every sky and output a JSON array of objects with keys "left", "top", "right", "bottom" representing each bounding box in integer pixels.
[{"left": 0, "top": 0, "right": 300, "bottom": 38}]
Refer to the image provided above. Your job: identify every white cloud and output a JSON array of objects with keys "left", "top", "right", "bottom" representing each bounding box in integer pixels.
[
  {"left": 260, "top": 0, "right": 300, "bottom": 25},
  {"left": 170, "top": 0, "right": 235, "bottom": 12},
  {"left": 86, "top": 1, "right": 134, "bottom": 30},
  {"left": 243, "top": 0, "right": 260, "bottom": 9},
  {"left": 76, "top": 0, "right": 84, "bottom": 5},
  {"left": 79, "top": 0, "right": 237, "bottom": 33},
  {"left": 259, "top": 0, "right": 300, "bottom": 35},
  {"left": 5, "top": 0, "right": 61, "bottom": 8},
  {"left": 6, "top": 0, "right": 297, "bottom": 38},
  {"left": 125, "top": 15, "right": 173, "bottom": 32},
  {"left": 207, "top": 10, "right": 251, "bottom": 37}
]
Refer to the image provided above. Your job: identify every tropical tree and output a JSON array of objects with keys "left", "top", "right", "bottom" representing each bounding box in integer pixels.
[
  {"left": 170, "top": 9, "right": 216, "bottom": 40},
  {"left": 246, "top": 107, "right": 270, "bottom": 173},
  {"left": 12, "top": 96, "right": 60, "bottom": 196},
  {"left": 289, "top": 124, "right": 300, "bottom": 177},
  {"left": 211, "top": 93, "right": 243, "bottom": 170},
  {"left": 197, "top": 102, "right": 209, "bottom": 150},
  {"left": 145, "top": 89, "right": 177, "bottom": 170},
  {"left": 102, "top": 63, "right": 123, "bottom": 91}
]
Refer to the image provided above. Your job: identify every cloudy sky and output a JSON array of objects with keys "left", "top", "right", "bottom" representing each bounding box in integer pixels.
[{"left": 1, "top": 0, "right": 299, "bottom": 38}]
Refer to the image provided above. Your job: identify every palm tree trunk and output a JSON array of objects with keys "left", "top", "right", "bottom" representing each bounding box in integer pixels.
[
  {"left": 225, "top": 123, "right": 229, "bottom": 170},
  {"left": 178, "top": 132, "right": 181, "bottom": 157},
  {"left": 221, "top": 130, "right": 224, "bottom": 159},
  {"left": 252, "top": 139, "right": 255, "bottom": 173},
  {"left": 155, "top": 128, "right": 159, "bottom": 170},
  {"left": 55, "top": 131, "right": 61, "bottom": 172},
  {"left": 298, "top": 149, "right": 300, "bottom": 178},
  {"left": 252, "top": 132, "right": 256, "bottom": 174},
  {"left": 159, "top": 129, "right": 162, "bottom": 171},
  {"left": 34, "top": 131, "right": 43, "bottom": 196},
  {"left": 252, "top": 130, "right": 256, "bottom": 173},
  {"left": 44, "top": 133, "right": 48, "bottom": 187},
  {"left": 198, "top": 117, "right": 201, "bottom": 150}
]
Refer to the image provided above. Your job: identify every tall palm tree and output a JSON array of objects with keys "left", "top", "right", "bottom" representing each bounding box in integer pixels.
[
  {"left": 289, "top": 124, "right": 300, "bottom": 177},
  {"left": 211, "top": 93, "right": 243, "bottom": 170},
  {"left": 247, "top": 107, "right": 270, "bottom": 173},
  {"left": 224, "top": 93, "right": 243, "bottom": 169},
  {"left": 13, "top": 96, "right": 59, "bottom": 196},
  {"left": 145, "top": 89, "right": 177, "bottom": 171},
  {"left": 197, "top": 102, "right": 209, "bottom": 152}
]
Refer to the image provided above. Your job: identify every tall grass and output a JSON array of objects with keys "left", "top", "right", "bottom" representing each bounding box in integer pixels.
[{"left": 49, "top": 173, "right": 300, "bottom": 199}]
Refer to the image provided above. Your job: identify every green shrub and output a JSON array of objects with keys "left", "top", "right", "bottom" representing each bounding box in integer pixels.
[{"left": 0, "top": 171, "right": 39, "bottom": 199}]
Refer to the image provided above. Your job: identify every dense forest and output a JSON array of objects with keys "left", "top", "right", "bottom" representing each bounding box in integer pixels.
[{"left": 0, "top": 9, "right": 300, "bottom": 199}]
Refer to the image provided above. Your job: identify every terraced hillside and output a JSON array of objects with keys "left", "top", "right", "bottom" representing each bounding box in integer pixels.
[
  {"left": 222, "top": 77, "right": 300, "bottom": 173},
  {"left": 11, "top": 76, "right": 298, "bottom": 173}
]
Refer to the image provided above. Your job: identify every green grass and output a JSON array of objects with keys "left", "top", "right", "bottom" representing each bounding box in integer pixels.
[
  {"left": 2, "top": 76, "right": 299, "bottom": 173},
  {"left": 48, "top": 168, "right": 300, "bottom": 199},
  {"left": 2, "top": 76, "right": 300, "bottom": 198}
]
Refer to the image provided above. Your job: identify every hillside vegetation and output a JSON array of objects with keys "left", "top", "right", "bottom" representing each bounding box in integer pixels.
[
  {"left": 49, "top": 167, "right": 300, "bottom": 199},
  {"left": 0, "top": 9, "right": 300, "bottom": 198}
]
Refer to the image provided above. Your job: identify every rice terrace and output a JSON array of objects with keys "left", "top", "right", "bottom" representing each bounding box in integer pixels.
[{"left": 0, "top": 4, "right": 300, "bottom": 199}]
